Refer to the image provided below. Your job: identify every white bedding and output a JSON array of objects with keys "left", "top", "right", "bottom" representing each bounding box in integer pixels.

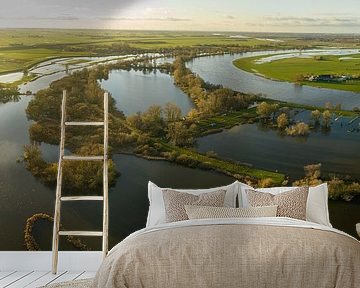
[
  {"left": 109, "top": 217, "right": 358, "bottom": 255},
  {"left": 96, "top": 217, "right": 360, "bottom": 288}
]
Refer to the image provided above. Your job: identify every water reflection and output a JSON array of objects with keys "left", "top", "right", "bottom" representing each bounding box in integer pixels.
[
  {"left": 197, "top": 115, "right": 360, "bottom": 180},
  {"left": 188, "top": 51, "right": 360, "bottom": 109},
  {"left": 100, "top": 69, "right": 194, "bottom": 115}
]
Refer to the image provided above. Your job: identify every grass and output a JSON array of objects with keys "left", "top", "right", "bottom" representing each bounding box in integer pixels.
[
  {"left": 196, "top": 109, "right": 258, "bottom": 135},
  {"left": 274, "top": 101, "right": 360, "bottom": 117},
  {"left": 233, "top": 54, "right": 360, "bottom": 93},
  {"left": 2, "top": 29, "right": 360, "bottom": 79},
  {"left": 0, "top": 29, "right": 290, "bottom": 75},
  {"left": 160, "top": 142, "right": 286, "bottom": 185},
  {"left": 0, "top": 48, "right": 90, "bottom": 75}
]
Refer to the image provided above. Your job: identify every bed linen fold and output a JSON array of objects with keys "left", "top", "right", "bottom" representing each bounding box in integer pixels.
[{"left": 93, "top": 217, "right": 360, "bottom": 288}]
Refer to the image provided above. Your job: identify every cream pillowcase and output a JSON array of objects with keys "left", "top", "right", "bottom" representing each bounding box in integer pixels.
[
  {"left": 162, "top": 189, "right": 226, "bottom": 223},
  {"left": 184, "top": 205, "right": 278, "bottom": 220},
  {"left": 146, "top": 181, "right": 240, "bottom": 227},
  {"left": 245, "top": 187, "right": 309, "bottom": 220},
  {"left": 239, "top": 183, "right": 331, "bottom": 226}
]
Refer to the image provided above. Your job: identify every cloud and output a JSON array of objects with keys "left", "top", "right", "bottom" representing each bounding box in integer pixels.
[
  {"left": 98, "top": 17, "right": 191, "bottom": 22},
  {"left": 0, "top": 16, "right": 79, "bottom": 21},
  {"left": 0, "top": 0, "right": 139, "bottom": 18},
  {"left": 253, "top": 15, "right": 360, "bottom": 28},
  {"left": 22, "top": 0, "right": 135, "bottom": 10},
  {"left": 226, "top": 15, "right": 236, "bottom": 20}
]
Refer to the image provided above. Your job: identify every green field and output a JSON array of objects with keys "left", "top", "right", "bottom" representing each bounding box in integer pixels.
[
  {"left": 234, "top": 54, "right": 360, "bottom": 92},
  {"left": 0, "top": 29, "right": 290, "bottom": 75},
  {"left": 2, "top": 29, "right": 360, "bottom": 78}
]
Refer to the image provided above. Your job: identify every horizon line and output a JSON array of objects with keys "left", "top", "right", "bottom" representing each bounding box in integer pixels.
[{"left": 0, "top": 27, "right": 360, "bottom": 35}]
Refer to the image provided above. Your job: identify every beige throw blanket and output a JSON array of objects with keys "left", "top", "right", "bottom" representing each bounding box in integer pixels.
[{"left": 93, "top": 218, "right": 360, "bottom": 288}]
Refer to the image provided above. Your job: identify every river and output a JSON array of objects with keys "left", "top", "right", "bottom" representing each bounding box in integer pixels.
[
  {"left": 0, "top": 63, "right": 230, "bottom": 250},
  {"left": 188, "top": 50, "right": 360, "bottom": 110},
  {"left": 0, "top": 51, "right": 359, "bottom": 250},
  {"left": 197, "top": 110, "right": 360, "bottom": 180},
  {"left": 101, "top": 69, "right": 193, "bottom": 115}
]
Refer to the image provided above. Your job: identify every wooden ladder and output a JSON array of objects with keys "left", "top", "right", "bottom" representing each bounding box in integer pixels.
[{"left": 52, "top": 90, "right": 109, "bottom": 274}]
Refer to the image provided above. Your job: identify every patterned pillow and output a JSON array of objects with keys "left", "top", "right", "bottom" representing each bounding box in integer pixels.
[
  {"left": 184, "top": 205, "right": 278, "bottom": 219},
  {"left": 245, "top": 186, "right": 309, "bottom": 220},
  {"left": 162, "top": 189, "right": 226, "bottom": 223}
]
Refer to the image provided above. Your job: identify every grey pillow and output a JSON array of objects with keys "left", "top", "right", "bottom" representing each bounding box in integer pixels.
[
  {"left": 162, "top": 189, "right": 226, "bottom": 223},
  {"left": 245, "top": 186, "right": 309, "bottom": 220},
  {"left": 184, "top": 205, "right": 278, "bottom": 220}
]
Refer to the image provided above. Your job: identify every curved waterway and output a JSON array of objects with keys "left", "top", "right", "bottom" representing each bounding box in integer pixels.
[
  {"left": 0, "top": 99, "right": 233, "bottom": 250},
  {"left": 0, "top": 52, "right": 359, "bottom": 250},
  {"left": 188, "top": 50, "right": 360, "bottom": 110},
  {"left": 100, "top": 69, "right": 193, "bottom": 115},
  {"left": 197, "top": 118, "right": 360, "bottom": 180},
  {"left": 17, "top": 55, "right": 138, "bottom": 94},
  {"left": 0, "top": 66, "right": 225, "bottom": 250},
  {"left": 0, "top": 98, "right": 359, "bottom": 249}
]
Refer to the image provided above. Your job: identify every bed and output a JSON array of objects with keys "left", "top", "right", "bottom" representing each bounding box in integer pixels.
[{"left": 92, "top": 182, "right": 360, "bottom": 288}]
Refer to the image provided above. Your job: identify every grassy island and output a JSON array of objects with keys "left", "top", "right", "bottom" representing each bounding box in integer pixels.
[
  {"left": 12, "top": 33, "right": 357, "bottom": 199},
  {"left": 234, "top": 53, "right": 360, "bottom": 93},
  {"left": 24, "top": 59, "right": 286, "bottom": 191}
]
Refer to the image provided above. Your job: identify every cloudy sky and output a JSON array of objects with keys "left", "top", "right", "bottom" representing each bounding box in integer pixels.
[{"left": 1, "top": 0, "right": 360, "bottom": 33}]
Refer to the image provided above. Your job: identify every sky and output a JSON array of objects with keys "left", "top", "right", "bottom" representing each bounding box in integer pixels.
[{"left": 1, "top": 0, "right": 360, "bottom": 33}]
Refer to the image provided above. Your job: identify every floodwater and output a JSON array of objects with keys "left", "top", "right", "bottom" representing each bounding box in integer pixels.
[
  {"left": 0, "top": 51, "right": 359, "bottom": 250},
  {"left": 188, "top": 50, "right": 360, "bottom": 109},
  {"left": 0, "top": 69, "right": 222, "bottom": 250},
  {"left": 100, "top": 69, "right": 193, "bottom": 115},
  {"left": 197, "top": 112, "right": 360, "bottom": 180}
]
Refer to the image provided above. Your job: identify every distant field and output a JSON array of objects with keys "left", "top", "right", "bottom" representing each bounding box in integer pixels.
[
  {"left": 0, "top": 48, "right": 90, "bottom": 73},
  {"left": 1, "top": 29, "right": 360, "bottom": 79},
  {"left": 234, "top": 54, "right": 360, "bottom": 92},
  {"left": 0, "top": 29, "right": 289, "bottom": 75}
]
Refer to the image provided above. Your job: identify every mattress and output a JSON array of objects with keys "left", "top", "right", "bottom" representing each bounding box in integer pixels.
[{"left": 93, "top": 217, "right": 360, "bottom": 288}]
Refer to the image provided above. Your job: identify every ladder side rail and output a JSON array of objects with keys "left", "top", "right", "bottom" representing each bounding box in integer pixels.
[
  {"left": 52, "top": 90, "right": 67, "bottom": 274},
  {"left": 102, "top": 92, "right": 109, "bottom": 258}
]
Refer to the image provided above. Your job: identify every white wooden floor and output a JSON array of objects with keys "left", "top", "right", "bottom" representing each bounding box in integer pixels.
[
  {"left": 0, "top": 251, "right": 102, "bottom": 288},
  {"left": 0, "top": 270, "right": 95, "bottom": 287}
]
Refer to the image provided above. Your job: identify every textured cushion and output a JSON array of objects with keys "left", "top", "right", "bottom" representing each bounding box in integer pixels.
[
  {"left": 245, "top": 186, "right": 309, "bottom": 220},
  {"left": 162, "top": 189, "right": 226, "bottom": 223},
  {"left": 184, "top": 205, "right": 278, "bottom": 219},
  {"left": 146, "top": 181, "right": 239, "bottom": 227},
  {"left": 239, "top": 183, "right": 331, "bottom": 227}
]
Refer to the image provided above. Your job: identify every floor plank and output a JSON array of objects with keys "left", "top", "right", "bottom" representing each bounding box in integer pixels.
[
  {"left": 0, "top": 252, "right": 102, "bottom": 271},
  {"left": 0, "top": 271, "right": 32, "bottom": 287},
  {"left": 48, "top": 271, "right": 84, "bottom": 285},
  {"left": 75, "top": 271, "right": 96, "bottom": 280},
  {"left": 0, "top": 272, "right": 16, "bottom": 282},
  {"left": 6, "top": 271, "right": 48, "bottom": 288},
  {"left": 24, "top": 271, "right": 66, "bottom": 288},
  {"left": 0, "top": 271, "right": 95, "bottom": 287}
]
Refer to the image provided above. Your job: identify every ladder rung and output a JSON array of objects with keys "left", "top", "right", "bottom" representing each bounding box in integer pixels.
[
  {"left": 62, "top": 156, "right": 104, "bottom": 161},
  {"left": 65, "top": 121, "right": 104, "bottom": 126},
  {"left": 59, "top": 231, "right": 103, "bottom": 237},
  {"left": 61, "top": 196, "right": 103, "bottom": 201}
]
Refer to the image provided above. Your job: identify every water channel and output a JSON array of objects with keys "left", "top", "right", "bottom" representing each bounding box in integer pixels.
[{"left": 0, "top": 51, "right": 359, "bottom": 250}]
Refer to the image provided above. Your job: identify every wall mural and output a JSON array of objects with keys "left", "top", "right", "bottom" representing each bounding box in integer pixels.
[{"left": 0, "top": 3, "right": 359, "bottom": 253}]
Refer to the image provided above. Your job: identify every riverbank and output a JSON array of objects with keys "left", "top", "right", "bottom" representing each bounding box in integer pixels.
[
  {"left": 0, "top": 50, "right": 359, "bottom": 250},
  {"left": 0, "top": 29, "right": 300, "bottom": 76},
  {"left": 233, "top": 53, "right": 360, "bottom": 94}
]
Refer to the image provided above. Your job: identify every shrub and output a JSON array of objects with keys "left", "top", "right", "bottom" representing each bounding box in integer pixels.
[
  {"left": 276, "top": 113, "right": 289, "bottom": 129},
  {"left": 285, "top": 122, "right": 310, "bottom": 136},
  {"left": 175, "top": 154, "right": 199, "bottom": 168},
  {"left": 257, "top": 178, "right": 274, "bottom": 188},
  {"left": 205, "top": 151, "right": 218, "bottom": 158}
]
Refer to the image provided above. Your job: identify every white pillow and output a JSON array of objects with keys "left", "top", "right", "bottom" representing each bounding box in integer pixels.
[
  {"left": 238, "top": 183, "right": 331, "bottom": 227},
  {"left": 146, "top": 181, "right": 239, "bottom": 227}
]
